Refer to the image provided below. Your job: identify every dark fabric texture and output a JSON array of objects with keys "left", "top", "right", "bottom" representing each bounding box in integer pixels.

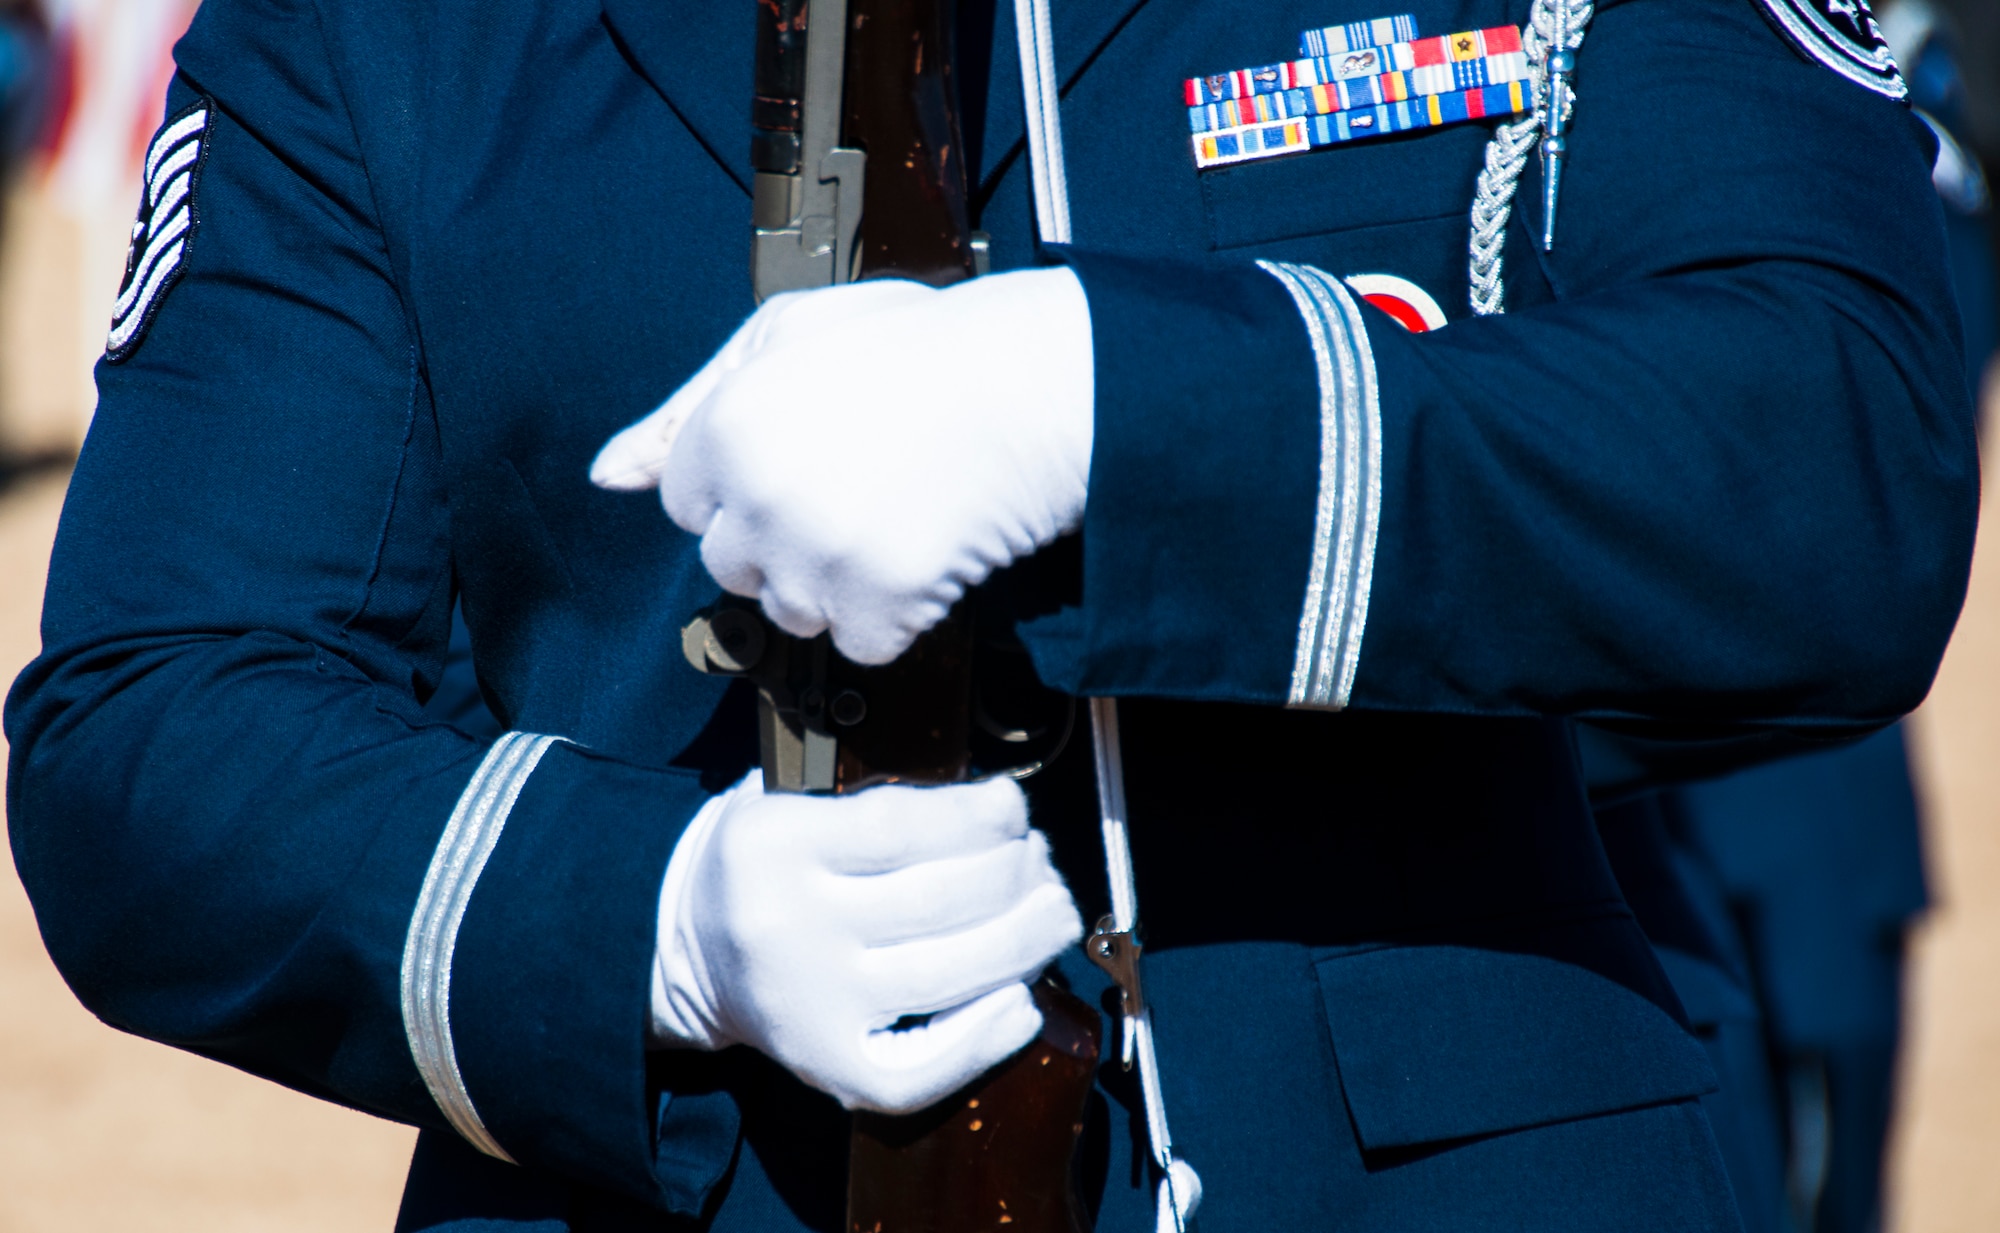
[{"left": 1, "top": 0, "right": 1972, "bottom": 1225}]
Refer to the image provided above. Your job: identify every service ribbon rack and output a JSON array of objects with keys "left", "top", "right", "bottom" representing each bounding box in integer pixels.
[{"left": 1186, "top": 15, "right": 1536, "bottom": 169}]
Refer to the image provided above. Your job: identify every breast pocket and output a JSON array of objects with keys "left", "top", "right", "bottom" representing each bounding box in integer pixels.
[{"left": 1200, "top": 124, "right": 1493, "bottom": 321}]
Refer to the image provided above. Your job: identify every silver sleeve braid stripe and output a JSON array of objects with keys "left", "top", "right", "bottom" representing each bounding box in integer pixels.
[
  {"left": 400, "top": 731, "right": 565, "bottom": 1163},
  {"left": 1256, "top": 261, "right": 1381, "bottom": 711},
  {"left": 1468, "top": 0, "right": 1593, "bottom": 315}
]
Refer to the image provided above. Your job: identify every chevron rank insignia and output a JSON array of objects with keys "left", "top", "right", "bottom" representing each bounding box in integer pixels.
[
  {"left": 1756, "top": 0, "right": 1905, "bottom": 100},
  {"left": 107, "top": 98, "right": 213, "bottom": 363}
]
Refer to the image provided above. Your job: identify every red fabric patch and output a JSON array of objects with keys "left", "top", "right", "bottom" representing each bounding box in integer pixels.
[{"left": 1363, "top": 293, "right": 1436, "bottom": 333}]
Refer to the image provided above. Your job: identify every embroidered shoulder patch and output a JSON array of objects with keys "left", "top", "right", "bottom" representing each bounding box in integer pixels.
[
  {"left": 1758, "top": 0, "right": 1906, "bottom": 100},
  {"left": 106, "top": 98, "right": 214, "bottom": 363}
]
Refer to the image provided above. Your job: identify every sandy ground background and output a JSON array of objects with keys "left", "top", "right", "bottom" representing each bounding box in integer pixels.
[
  {"left": 0, "top": 216, "right": 1996, "bottom": 1231},
  {"left": 1887, "top": 373, "right": 2000, "bottom": 1232}
]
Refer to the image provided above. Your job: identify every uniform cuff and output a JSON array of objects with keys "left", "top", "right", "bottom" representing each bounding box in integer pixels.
[
  {"left": 1255, "top": 260, "right": 1383, "bottom": 710},
  {"left": 1019, "top": 249, "right": 1379, "bottom": 708},
  {"left": 400, "top": 736, "right": 739, "bottom": 1215}
]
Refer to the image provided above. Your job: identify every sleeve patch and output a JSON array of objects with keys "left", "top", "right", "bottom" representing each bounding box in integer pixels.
[
  {"left": 1757, "top": 0, "right": 1907, "bottom": 101},
  {"left": 105, "top": 97, "right": 215, "bottom": 364}
]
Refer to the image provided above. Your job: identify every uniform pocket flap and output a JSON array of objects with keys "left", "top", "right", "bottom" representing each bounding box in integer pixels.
[{"left": 1315, "top": 941, "right": 1719, "bottom": 1150}]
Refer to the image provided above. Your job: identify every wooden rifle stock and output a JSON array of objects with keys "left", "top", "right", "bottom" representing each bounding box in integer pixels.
[{"left": 710, "top": 0, "right": 1105, "bottom": 1228}]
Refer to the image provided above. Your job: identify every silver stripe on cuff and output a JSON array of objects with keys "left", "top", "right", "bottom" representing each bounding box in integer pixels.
[
  {"left": 400, "top": 730, "right": 564, "bottom": 1164},
  {"left": 1256, "top": 260, "right": 1382, "bottom": 711}
]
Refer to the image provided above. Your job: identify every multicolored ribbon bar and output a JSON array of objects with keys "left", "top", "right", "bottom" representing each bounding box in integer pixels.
[
  {"left": 1192, "top": 116, "right": 1312, "bottom": 168},
  {"left": 1183, "top": 25, "right": 1525, "bottom": 107},
  {"left": 1187, "top": 30, "right": 1529, "bottom": 132},
  {"left": 1191, "top": 80, "right": 1532, "bottom": 168},
  {"left": 1298, "top": 13, "right": 1418, "bottom": 57}
]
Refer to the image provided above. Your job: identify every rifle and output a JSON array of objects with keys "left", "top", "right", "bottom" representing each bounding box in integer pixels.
[{"left": 678, "top": 0, "right": 1102, "bottom": 1227}]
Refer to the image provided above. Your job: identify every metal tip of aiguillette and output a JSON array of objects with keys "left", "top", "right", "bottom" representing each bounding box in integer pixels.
[{"left": 1540, "top": 134, "right": 1565, "bottom": 252}]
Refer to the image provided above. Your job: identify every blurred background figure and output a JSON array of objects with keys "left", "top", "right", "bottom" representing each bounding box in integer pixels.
[
  {"left": 1602, "top": 8, "right": 1996, "bottom": 1233},
  {"left": 0, "top": 0, "right": 48, "bottom": 481},
  {"left": 1666, "top": 729, "right": 1931, "bottom": 1233},
  {"left": 1932, "top": 0, "right": 2000, "bottom": 233},
  {"left": 1884, "top": 0, "right": 1994, "bottom": 418},
  {"left": 0, "top": 0, "right": 192, "bottom": 471},
  {"left": 0, "top": 2, "right": 50, "bottom": 187}
]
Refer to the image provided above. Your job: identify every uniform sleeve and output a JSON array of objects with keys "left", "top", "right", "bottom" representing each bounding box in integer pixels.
[
  {"left": 1, "top": 0, "right": 735, "bottom": 1215},
  {"left": 1020, "top": 0, "right": 1977, "bottom": 737}
]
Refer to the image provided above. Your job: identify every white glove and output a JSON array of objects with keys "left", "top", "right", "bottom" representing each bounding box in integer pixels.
[
  {"left": 591, "top": 267, "right": 1094, "bottom": 666},
  {"left": 649, "top": 772, "right": 1085, "bottom": 1114}
]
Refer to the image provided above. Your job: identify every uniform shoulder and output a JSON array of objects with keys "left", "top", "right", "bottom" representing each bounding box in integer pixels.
[
  {"left": 1745, "top": 0, "right": 1907, "bottom": 99},
  {"left": 174, "top": 0, "right": 428, "bottom": 109}
]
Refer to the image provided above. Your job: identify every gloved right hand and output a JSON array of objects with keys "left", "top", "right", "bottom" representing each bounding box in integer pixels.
[
  {"left": 589, "top": 268, "right": 1093, "bottom": 667},
  {"left": 649, "top": 772, "right": 1084, "bottom": 1114}
]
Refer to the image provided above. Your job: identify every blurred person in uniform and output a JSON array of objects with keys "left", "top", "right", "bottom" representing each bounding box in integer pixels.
[
  {"left": 3, "top": 0, "right": 195, "bottom": 466},
  {"left": 1668, "top": 730, "right": 1928, "bottom": 1233},
  {"left": 0, "top": 0, "right": 48, "bottom": 478},
  {"left": 0, "top": 1, "right": 49, "bottom": 174},
  {"left": 1881, "top": 0, "right": 1993, "bottom": 406},
  {"left": 2, "top": 0, "right": 1980, "bottom": 1231},
  {"left": 1599, "top": 8, "right": 1994, "bottom": 1233},
  {"left": 1596, "top": 791, "right": 1792, "bottom": 1233}
]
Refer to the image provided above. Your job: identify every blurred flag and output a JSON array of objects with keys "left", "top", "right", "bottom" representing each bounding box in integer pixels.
[
  {"left": 0, "top": 0, "right": 194, "bottom": 455},
  {"left": 39, "top": 0, "right": 195, "bottom": 214}
]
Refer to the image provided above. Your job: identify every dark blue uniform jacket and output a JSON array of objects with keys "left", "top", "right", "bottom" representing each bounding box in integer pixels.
[{"left": 3, "top": 0, "right": 1976, "bottom": 1227}]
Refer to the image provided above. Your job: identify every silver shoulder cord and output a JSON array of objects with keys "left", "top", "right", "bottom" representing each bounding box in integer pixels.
[
  {"left": 1010, "top": 4, "right": 1200, "bottom": 1229},
  {"left": 1469, "top": 0, "right": 1595, "bottom": 314}
]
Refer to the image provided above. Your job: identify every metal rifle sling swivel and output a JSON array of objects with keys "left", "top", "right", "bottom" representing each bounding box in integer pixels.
[
  {"left": 1088, "top": 916, "right": 1145, "bottom": 1064},
  {"left": 1083, "top": 700, "right": 1201, "bottom": 1233}
]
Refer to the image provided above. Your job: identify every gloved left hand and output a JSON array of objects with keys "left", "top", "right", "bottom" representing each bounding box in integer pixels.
[
  {"left": 649, "top": 772, "right": 1084, "bottom": 1114},
  {"left": 591, "top": 266, "right": 1094, "bottom": 666}
]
